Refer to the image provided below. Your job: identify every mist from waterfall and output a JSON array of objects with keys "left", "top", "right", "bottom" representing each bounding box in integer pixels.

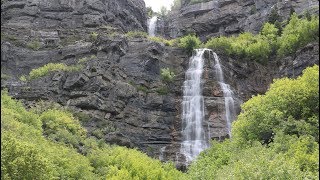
[
  {"left": 148, "top": 16, "right": 157, "bottom": 37},
  {"left": 181, "top": 49, "right": 209, "bottom": 163},
  {"left": 213, "top": 52, "right": 236, "bottom": 137}
]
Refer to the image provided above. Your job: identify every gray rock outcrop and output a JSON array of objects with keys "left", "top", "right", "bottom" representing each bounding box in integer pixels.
[{"left": 157, "top": 0, "right": 319, "bottom": 40}]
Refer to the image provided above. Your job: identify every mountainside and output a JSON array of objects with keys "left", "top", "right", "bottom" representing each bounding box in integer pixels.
[
  {"left": 158, "top": 0, "right": 319, "bottom": 40},
  {"left": 1, "top": 0, "right": 319, "bottom": 171}
]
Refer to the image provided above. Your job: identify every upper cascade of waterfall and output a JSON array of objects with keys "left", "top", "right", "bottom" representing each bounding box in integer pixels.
[
  {"left": 212, "top": 52, "right": 236, "bottom": 137},
  {"left": 148, "top": 16, "right": 158, "bottom": 37},
  {"left": 181, "top": 48, "right": 211, "bottom": 164}
]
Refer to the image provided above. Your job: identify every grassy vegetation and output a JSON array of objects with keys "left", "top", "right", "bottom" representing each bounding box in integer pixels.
[{"left": 20, "top": 63, "right": 83, "bottom": 81}]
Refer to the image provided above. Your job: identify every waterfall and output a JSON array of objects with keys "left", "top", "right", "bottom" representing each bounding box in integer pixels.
[
  {"left": 148, "top": 16, "right": 157, "bottom": 37},
  {"left": 181, "top": 49, "right": 209, "bottom": 163},
  {"left": 180, "top": 49, "right": 237, "bottom": 164},
  {"left": 159, "top": 147, "right": 166, "bottom": 161},
  {"left": 213, "top": 52, "right": 236, "bottom": 137}
]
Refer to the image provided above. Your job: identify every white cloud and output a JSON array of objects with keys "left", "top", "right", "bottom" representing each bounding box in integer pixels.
[{"left": 144, "top": 0, "right": 174, "bottom": 12}]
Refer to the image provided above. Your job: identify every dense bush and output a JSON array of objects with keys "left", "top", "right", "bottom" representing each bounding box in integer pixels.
[
  {"left": 160, "top": 68, "right": 176, "bottom": 82},
  {"left": 277, "top": 13, "right": 319, "bottom": 57},
  {"left": 188, "top": 65, "right": 319, "bottom": 179},
  {"left": 205, "top": 13, "right": 319, "bottom": 62},
  {"left": 205, "top": 32, "right": 272, "bottom": 63},
  {"left": 1, "top": 90, "right": 185, "bottom": 179},
  {"left": 179, "top": 34, "right": 201, "bottom": 54},
  {"left": 233, "top": 65, "right": 319, "bottom": 145}
]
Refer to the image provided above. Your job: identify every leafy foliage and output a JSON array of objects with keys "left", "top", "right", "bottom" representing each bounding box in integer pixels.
[
  {"left": 1, "top": 90, "right": 185, "bottom": 179},
  {"left": 179, "top": 34, "right": 201, "bottom": 54},
  {"left": 160, "top": 68, "right": 176, "bottom": 83},
  {"left": 188, "top": 65, "right": 319, "bottom": 179},
  {"left": 233, "top": 65, "right": 319, "bottom": 145},
  {"left": 205, "top": 14, "right": 319, "bottom": 62},
  {"left": 277, "top": 13, "right": 319, "bottom": 57}
]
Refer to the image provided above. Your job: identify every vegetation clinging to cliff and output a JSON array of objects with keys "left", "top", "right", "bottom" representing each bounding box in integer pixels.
[
  {"left": 178, "top": 34, "right": 201, "bottom": 54},
  {"left": 205, "top": 13, "right": 319, "bottom": 62}
]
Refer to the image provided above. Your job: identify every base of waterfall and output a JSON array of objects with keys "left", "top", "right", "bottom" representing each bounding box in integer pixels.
[{"left": 181, "top": 140, "right": 209, "bottom": 163}]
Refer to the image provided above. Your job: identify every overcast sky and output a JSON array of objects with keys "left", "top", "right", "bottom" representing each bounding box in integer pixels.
[{"left": 144, "top": 0, "right": 174, "bottom": 12}]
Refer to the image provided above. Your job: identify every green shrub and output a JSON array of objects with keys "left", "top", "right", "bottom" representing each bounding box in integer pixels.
[
  {"left": 233, "top": 65, "right": 319, "bottom": 145},
  {"left": 205, "top": 36, "right": 234, "bottom": 54},
  {"left": 19, "top": 75, "right": 27, "bottom": 82},
  {"left": 78, "top": 55, "right": 96, "bottom": 64},
  {"left": 1, "top": 134, "right": 55, "bottom": 180},
  {"left": 39, "top": 109, "right": 87, "bottom": 148},
  {"left": 28, "top": 63, "right": 83, "bottom": 80},
  {"left": 179, "top": 34, "right": 201, "bottom": 54},
  {"left": 1, "top": 90, "right": 185, "bottom": 179},
  {"left": 90, "top": 32, "right": 98, "bottom": 41},
  {"left": 26, "top": 40, "right": 41, "bottom": 51},
  {"left": 205, "top": 14, "right": 319, "bottom": 62},
  {"left": 188, "top": 65, "right": 319, "bottom": 179},
  {"left": 160, "top": 68, "right": 176, "bottom": 83},
  {"left": 78, "top": 57, "right": 88, "bottom": 64},
  {"left": 277, "top": 13, "right": 319, "bottom": 57}
]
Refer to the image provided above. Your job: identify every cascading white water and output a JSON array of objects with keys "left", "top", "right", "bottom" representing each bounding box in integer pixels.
[
  {"left": 159, "top": 147, "right": 166, "bottom": 161},
  {"left": 181, "top": 49, "right": 209, "bottom": 163},
  {"left": 213, "top": 52, "right": 236, "bottom": 137},
  {"left": 148, "top": 16, "right": 157, "bottom": 37}
]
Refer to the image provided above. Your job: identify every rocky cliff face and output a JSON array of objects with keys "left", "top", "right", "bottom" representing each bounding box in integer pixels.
[
  {"left": 158, "top": 0, "right": 319, "bottom": 40},
  {"left": 1, "top": 0, "right": 319, "bottom": 170},
  {"left": 1, "top": 0, "right": 147, "bottom": 32}
]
